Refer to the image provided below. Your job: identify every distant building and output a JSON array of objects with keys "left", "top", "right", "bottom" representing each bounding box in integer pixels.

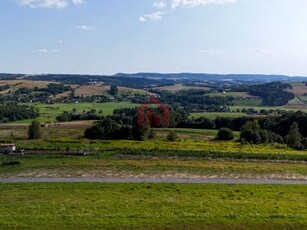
[{"left": 0, "top": 144, "right": 16, "bottom": 153}]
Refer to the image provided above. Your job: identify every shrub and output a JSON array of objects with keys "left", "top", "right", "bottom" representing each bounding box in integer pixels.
[
  {"left": 148, "top": 130, "right": 156, "bottom": 139},
  {"left": 167, "top": 131, "right": 178, "bottom": 142},
  {"left": 217, "top": 128, "right": 234, "bottom": 141}
]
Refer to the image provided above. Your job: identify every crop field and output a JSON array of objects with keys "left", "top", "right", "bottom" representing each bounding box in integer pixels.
[
  {"left": 154, "top": 128, "right": 240, "bottom": 138},
  {"left": 2, "top": 137, "right": 305, "bottom": 162},
  {"left": 16, "top": 102, "right": 139, "bottom": 123},
  {"left": 0, "top": 183, "right": 306, "bottom": 229}
]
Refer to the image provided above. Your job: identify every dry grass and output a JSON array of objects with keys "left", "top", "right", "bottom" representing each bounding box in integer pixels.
[
  {"left": 288, "top": 82, "right": 307, "bottom": 96},
  {"left": 0, "top": 80, "right": 53, "bottom": 94},
  {"left": 75, "top": 84, "right": 110, "bottom": 96},
  {"left": 0, "top": 122, "right": 92, "bottom": 139}
]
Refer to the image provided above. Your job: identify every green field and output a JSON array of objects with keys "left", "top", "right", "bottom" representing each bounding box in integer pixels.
[
  {"left": 16, "top": 102, "right": 139, "bottom": 123},
  {"left": 0, "top": 183, "right": 306, "bottom": 229},
  {"left": 154, "top": 128, "right": 240, "bottom": 139},
  {"left": 190, "top": 112, "right": 248, "bottom": 120},
  {"left": 232, "top": 98, "right": 262, "bottom": 107},
  {"left": 229, "top": 105, "right": 307, "bottom": 112}
]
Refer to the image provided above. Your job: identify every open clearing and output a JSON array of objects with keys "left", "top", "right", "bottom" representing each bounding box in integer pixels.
[{"left": 0, "top": 183, "right": 306, "bottom": 229}]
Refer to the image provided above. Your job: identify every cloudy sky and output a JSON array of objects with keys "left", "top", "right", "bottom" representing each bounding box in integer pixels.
[{"left": 1, "top": 0, "right": 307, "bottom": 76}]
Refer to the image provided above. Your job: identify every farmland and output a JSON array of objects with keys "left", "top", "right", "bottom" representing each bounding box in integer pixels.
[{"left": 1, "top": 77, "right": 307, "bottom": 229}]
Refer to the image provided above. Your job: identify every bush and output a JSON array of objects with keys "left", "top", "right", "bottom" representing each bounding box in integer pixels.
[
  {"left": 217, "top": 128, "right": 234, "bottom": 141},
  {"left": 148, "top": 130, "right": 156, "bottom": 139},
  {"left": 2, "top": 160, "right": 21, "bottom": 167},
  {"left": 167, "top": 131, "right": 178, "bottom": 142}
]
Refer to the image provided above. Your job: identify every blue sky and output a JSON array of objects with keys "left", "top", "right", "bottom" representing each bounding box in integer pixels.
[{"left": 1, "top": 0, "right": 307, "bottom": 76}]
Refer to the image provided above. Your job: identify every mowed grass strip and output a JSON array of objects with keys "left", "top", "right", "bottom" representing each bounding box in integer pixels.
[{"left": 0, "top": 183, "right": 306, "bottom": 229}]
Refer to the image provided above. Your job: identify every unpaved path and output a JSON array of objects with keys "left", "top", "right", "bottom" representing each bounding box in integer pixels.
[{"left": 0, "top": 177, "right": 306, "bottom": 184}]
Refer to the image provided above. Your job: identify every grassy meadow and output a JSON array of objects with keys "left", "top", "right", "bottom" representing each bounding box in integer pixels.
[
  {"left": 0, "top": 183, "right": 306, "bottom": 229},
  {"left": 15, "top": 102, "right": 139, "bottom": 123}
]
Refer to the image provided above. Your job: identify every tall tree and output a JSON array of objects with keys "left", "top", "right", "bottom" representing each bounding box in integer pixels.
[
  {"left": 109, "top": 85, "right": 118, "bottom": 96},
  {"left": 28, "top": 120, "right": 41, "bottom": 139},
  {"left": 285, "top": 122, "right": 301, "bottom": 148}
]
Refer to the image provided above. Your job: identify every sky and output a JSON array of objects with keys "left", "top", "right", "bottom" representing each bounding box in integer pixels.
[{"left": 1, "top": 0, "right": 307, "bottom": 76}]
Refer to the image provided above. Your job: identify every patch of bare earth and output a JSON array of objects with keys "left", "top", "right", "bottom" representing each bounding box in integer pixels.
[
  {"left": 283, "top": 104, "right": 307, "bottom": 110},
  {"left": 287, "top": 83, "right": 307, "bottom": 96},
  {"left": 75, "top": 84, "right": 110, "bottom": 96},
  {"left": 2, "top": 169, "right": 306, "bottom": 181}
]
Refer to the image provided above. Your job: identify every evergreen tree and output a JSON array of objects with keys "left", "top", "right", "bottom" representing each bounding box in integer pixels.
[
  {"left": 28, "top": 120, "right": 41, "bottom": 139},
  {"left": 285, "top": 122, "right": 301, "bottom": 148},
  {"left": 109, "top": 85, "right": 118, "bottom": 96}
]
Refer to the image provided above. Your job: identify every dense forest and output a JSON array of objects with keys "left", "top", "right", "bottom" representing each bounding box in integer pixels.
[{"left": 0, "top": 103, "right": 39, "bottom": 123}]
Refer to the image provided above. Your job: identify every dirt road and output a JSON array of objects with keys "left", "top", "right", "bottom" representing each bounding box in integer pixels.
[{"left": 0, "top": 177, "right": 306, "bottom": 184}]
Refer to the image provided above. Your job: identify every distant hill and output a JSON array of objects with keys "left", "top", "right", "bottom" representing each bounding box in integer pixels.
[
  {"left": 0, "top": 72, "right": 306, "bottom": 88},
  {"left": 115, "top": 73, "right": 307, "bottom": 82}
]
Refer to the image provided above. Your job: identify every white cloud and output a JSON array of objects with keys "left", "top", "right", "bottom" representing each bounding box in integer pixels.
[
  {"left": 55, "top": 40, "right": 64, "bottom": 44},
  {"left": 16, "top": 0, "right": 85, "bottom": 9},
  {"left": 75, "top": 25, "right": 95, "bottom": 31},
  {"left": 153, "top": 1, "right": 166, "bottom": 8},
  {"left": 200, "top": 49, "right": 223, "bottom": 54},
  {"left": 33, "top": 48, "right": 59, "bottom": 53},
  {"left": 255, "top": 48, "right": 270, "bottom": 53},
  {"left": 139, "top": 11, "right": 165, "bottom": 22},
  {"left": 171, "top": 0, "right": 236, "bottom": 9},
  {"left": 72, "top": 0, "right": 84, "bottom": 4}
]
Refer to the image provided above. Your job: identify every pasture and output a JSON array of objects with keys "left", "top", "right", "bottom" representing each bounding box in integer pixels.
[
  {"left": 0, "top": 183, "right": 306, "bottom": 229},
  {"left": 16, "top": 102, "right": 139, "bottom": 123}
]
